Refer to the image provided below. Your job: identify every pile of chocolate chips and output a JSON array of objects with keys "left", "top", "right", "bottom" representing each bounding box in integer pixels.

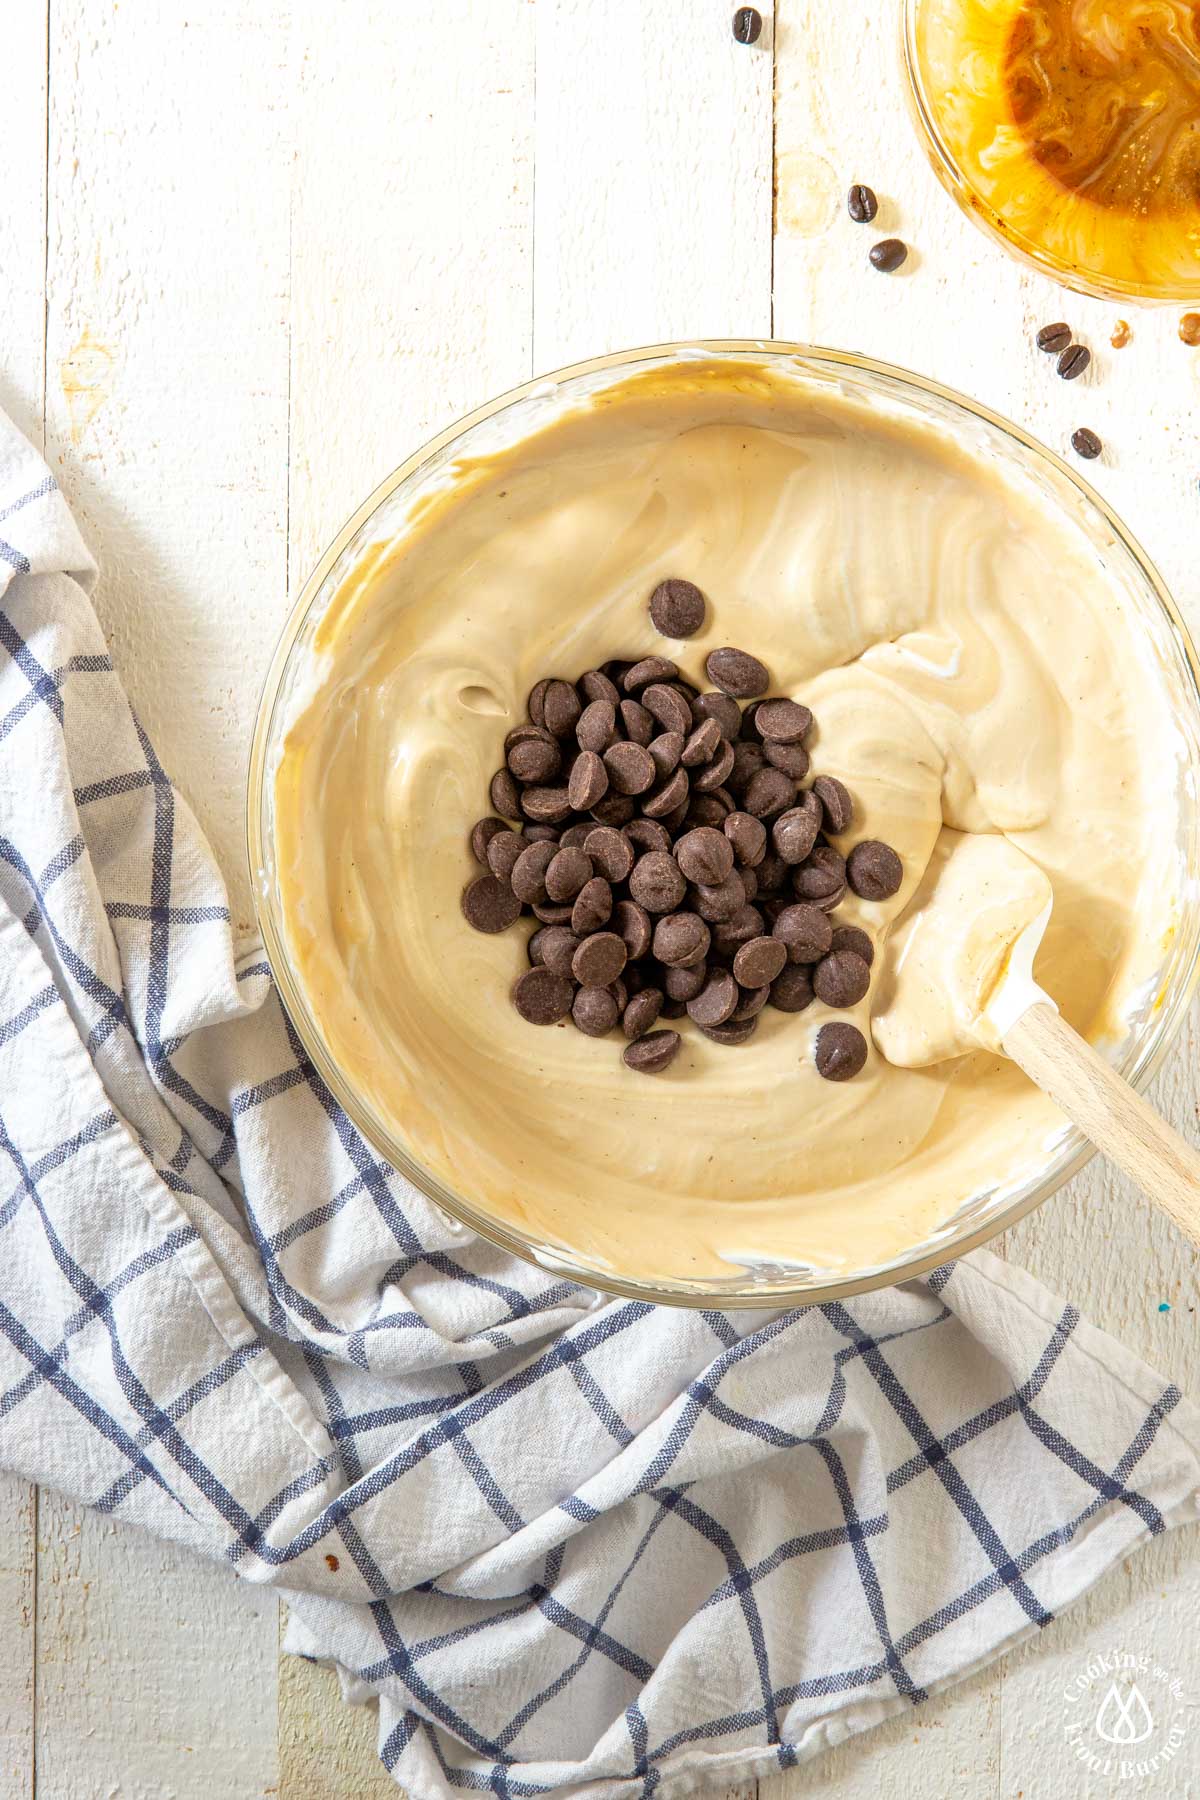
[{"left": 462, "top": 579, "right": 902, "bottom": 1080}]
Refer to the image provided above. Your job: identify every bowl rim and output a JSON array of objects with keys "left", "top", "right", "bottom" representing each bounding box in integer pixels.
[{"left": 247, "top": 337, "right": 1200, "bottom": 1308}]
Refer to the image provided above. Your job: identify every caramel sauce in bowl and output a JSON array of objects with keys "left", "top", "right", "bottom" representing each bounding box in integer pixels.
[{"left": 904, "top": 0, "right": 1200, "bottom": 301}]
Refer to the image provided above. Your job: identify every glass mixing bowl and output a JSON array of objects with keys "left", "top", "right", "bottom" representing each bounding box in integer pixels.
[{"left": 248, "top": 341, "right": 1200, "bottom": 1308}]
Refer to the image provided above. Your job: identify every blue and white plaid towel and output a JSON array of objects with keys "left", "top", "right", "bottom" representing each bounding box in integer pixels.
[{"left": 1, "top": 405, "right": 1198, "bottom": 1797}]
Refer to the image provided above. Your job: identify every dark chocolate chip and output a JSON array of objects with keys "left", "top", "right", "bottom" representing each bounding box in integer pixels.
[
  {"left": 572, "top": 985, "right": 620, "bottom": 1037},
  {"left": 724, "top": 810, "right": 767, "bottom": 867},
  {"left": 706, "top": 646, "right": 771, "bottom": 698},
  {"left": 661, "top": 961, "right": 704, "bottom": 1002},
  {"left": 527, "top": 678, "right": 552, "bottom": 727},
  {"left": 812, "top": 774, "right": 854, "bottom": 834},
  {"left": 1036, "top": 321, "right": 1072, "bottom": 354},
  {"left": 1057, "top": 343, "right": 1091, "bottom": 381},
  {"left": 531, "top": 900, "right": 576, "bottom": 924},
  {"left": 629, "top": 850, "right": 686, "bottom": 913},
  {"left": 623, "top": 1030, "right": 681, "bottom": 1074},
  {"left": 613, "top": 898, "right": 654, "bottom": 960},
  {"left": 619, "top": 698, "right": 655, "bottom": 745},
  {"left": 512, "top": 967, "right": 574, "bottom": 1025},
  {"left": 572, "top": 931, "right": 627, "bottom": 988},
  {"left": 755, "top": 852, "right": 788, "bottom": 895},
  {"left": 733, "top": 935, "right": 787, "bottom": 987},
  {"left": 675, "top": 826, "right": 735, "bottom": 886},
  {"left": 542, "top": 680, "right": 582, "bottom": 737},
  {"left": 490, "top": 767, "right": 522, "bottom": 819},
  {"left": 847, "top": 183, "right": 878, "bottom": 223},
  {"left": 642, "top": 683, "right": 693, "bottom": 737},
  {"left": 831, "top": 924, "right": 874, "bottom": 967},
  {"left": 869, "top": 237, "right": 908, "bottom": 273},
  {"left": 755, "top": 698, "right": 812, "bottom": 744},
  {"left": 536, "top": 926, "right": 581, "bottom": 977},
  {"left": 732, "top": 983, "right": 769, "bottom": 1021},
  {"left": 521, "top": 823, "right": 560, "bottom": 844},
  {"left": 846, "top": 839, "right": 902, "bottom": 901},
  {"left": 470, "top": 817, "right": 507, "bottom": 864},
  {"left": 744, "top": 767, "right": 798, "bottom": 819},
  {"left": 740, "top": 866, "right": 758, "bottom": 902},
  {"left": 580, "top": 667, "right": 621, "bottom": 706},
  {"left": 700, "top": 1015, "right": 759, "bottom": 1046},
  {"left": 520, "top": 784, "right": 573, "bottom": 824},
  {"left": 507, "top": 736, "right": 561, "bottom": 783},
  {"left": 558, "top": 822, "right": 593, "bottom": 849},
  {"left": 642, "top": 767, "right": 690, "bottom": 819},
  {"left": 510, "top": 840, "right": 557, "bottom": 903},
  {"left": 486, "top": 829, "right": 525, "bottom": 881},
  {"left": 545, "top": 846, "right": 593, "bottom": 902},
  {"left": 649, "top": 577, "right": 707, "bottom": 637},
  {"left": 693, "top": 737, "right": 736, "bottom": 792},
  {"left": 648, "top": 731, "right": 685, "bottom": 780},
  {"left": 604, "top": 740, "right": 656, "bottom": 796},
  {"left": 815, "top": 1021, "right": 868, "bottom": 1080},
  {"left": 763, "top": 741, "right": 810, "bottom": 779},
  {"left": 813, "top": 949, "right": 871, "bottom": 1008},
  {"left": 687, "top": 968, "right": 738, "bottom": 1028},
  {"left": 692, "top": 691, "right": 743, "bottom": 739},
  {"left": 772, "top": 902, "right": 833, "bottom": 963},
  {"left": 653, "top": 912, "right": 711, "bottom": 968},
  {"left": 772, "top": 794, "right": 823, "bottom": 863},
  {"left": 623, "top": 656, "right": 678, "bottom": 694},
  {"left": 681, "top": 717, "right": 722, "bottom": 767},
  {"left": 660, "top": 996, "right": 687, "bottom": 1020},
  {"left": 576, "top": 698, "right": 617, "bottom": 752},
  {"left": 584, "top": 826, "right": 634, "bottom": 883},
  {"left": 692, "top": 871, "right": 747, "bottom": 922},
  {"left": 567, "top": 751, "right": 608, "bottom": 811},
  {"left": 792, "top": 845, "right": 847, "bottom": 908},
  {"left": 572, "top": 876, "right": 614, "bottom": 935},
  {"left": 687, "top": 792, "right": 734, "bottom": 828},
  {"left": 625, "top": 817, "right": 672, "bottom": 854},
  {"left": 769, "top": 962, "right": 814, "bottom": 1013},
  {"left": 590, "top": 793, "right": 637, "bottom": 827},
  {"left": 728, "top": 741, "right": 765, "bottom": 797},
  {"left": 622, "top": 988, "right": 664, "bottom": 1040},
  {"left": 461, "top": 874, "right": 522, "bottom": 935},
  {"left": 711, "top": 903, "right": 765, "bottom": 956}
]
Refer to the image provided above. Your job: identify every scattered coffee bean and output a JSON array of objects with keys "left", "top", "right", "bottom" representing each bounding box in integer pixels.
[
  {"left": 733, "top": 935, "right": 787, "bottom": 988},
  {"left": 706, "top": 646, "right": 771, "bottom": 698},
  {"left": 653, "top": 912, "right": 711, "bottom": 968},
  {"left": 772, "top": 794, "right": 823, "bottom": 864},
  {"left": 770, "top": 962, "right": 815, "bottom": 1013},
  {"left": 815, "top": 1021, "right": 868, "bottom": 1081},
  {"left": 604, "top": 740, "right": 656, "bottom": 796},
  {"left": 572, "top": 932, "right": 627, "bottom": 988},
  {"left": 572, "top": 876, "right": 614, "bottom": 935},
  {"left": 846, "top": 839, "right": 902, "bottom": 901},
  {"left": 1036, "top": 321, "right": 1072, "bottom": 354},
  {"left": 623, "top": 1030, "right": 681, "bottom": 1074},
  {"left": 471, "top": 817, "right": 507, "bottom": 864},
  {"left": 512, "top": 967, "right": 574, "bottom": 1025},
  {"left": 772, "top": 902, "right": 833, "bottom": 964},
  {"left": 1071, "top": 427, "right": 1102, "bottom": 461},
  {"left": 629, "top": 850, "right": 686, "bottom": 913},
  {"left": 572, "top": 985, "right": 620, "bottom": 1037},
  {"left": 687, "top": 968, "right": 739, "bottom": 1028},
  {"left": 584, "top": 826, "right": 634, "bottom": 883},
  {"left": 732, "top": 5, "right": 762, "bottom": 43},
  {"left": 576, "top": 698, "right": 616, "bottom": 753},
  {"left": 676, "top": 826, "right": 735, "bottom": 886},
  {"left": 847, "top": 183, "right": 878, "bottom": 224},
  {"left": 462, "top": 874, "right": 523, "bottom": 934},
  {"left": 1057, "top": 343, "right": 1091, "bottom": 381},
  {"left": 650, "top": 577, "right": 708, "bottom": 637},
  {"left": 793, "top": 844, "right": 847, "bottom": 908},
  {"left": 510, "top": 840, "right": 557, "bottom": 903},
  {"left": 623, "top": 655, "right": 678, "bottom": 694},
  {"left": 830, "top": 924, "right": 874, "bottom": 967},
  {"left": 724, "top": 810, "right": 767, "bottom": 867},
  {"left": 700, "top": 1015, "right": 759, "bottom": 1046},
  {"left": 620, "top": 698, "right": 655, "bottom": 745},
  {"left": 490, "top": 767, "right": 521, "bottom": 819},
  {"left": 812, "top": 774, "right": 854, "bottom": 834},
  {"left": 869, "top": 238, "right": 908, "bottom": 273},
  {"left": 813, "top": 949, "right": 871, "bottom": 1008},
  {"left": 755, "top": 698, "right": 812, "bottom": 744},
  {"left": 545, "top": 846, "right": 593, "bottom": 902},
  {"left": 622, "top": 988, "right": 663, "bottom": 1040}
]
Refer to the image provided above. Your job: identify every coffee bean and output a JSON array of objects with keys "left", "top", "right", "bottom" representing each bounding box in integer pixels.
[
  {"left": 732, "top": 5, "right": 762, "bottom": 44},
  {"left": 590, "top": 793, "right": 636, "bottom": 827},
  {"left": 847, "top": 183, "right": 878, "bottom": 223},
  {"left": 770, "top": 963, "right": 814, "bottom": 1013},
  {"left": 846, "top": 839, "right": 902, "bottom": 900},
  {"left": 772, "top": 794, "right": 823, "bottom": 863},
  {"left": 580, "top": 668, "right": 620, "bottom": 706},
  {"left": 543, "top": 679, "right": 582, "bottom": 737},
  {"left": 664, "top": 961, "right": 707, "bottom": 1001},
  {"left": 653, "top": 912, "right": 711, "bottom": 968},
  {"left": 510, "top": 840, "right": 556, "bottom": 903},
  {"left": 613, "top": 898, "right": 653, "bottom": 960},
  {"left": 537, "top": 926, "right": 581, "bottom": 977},
  {"left": 572, "top": 932, "right": 627, "bottom": 987},
  {"left": 623, "top": 1030, "right": 681, "bottom": 1074},
  {"left": 649, "top": 577, "right": 707, "bottom": 637},
  {"left": 676, "top": 826, "right": 735, "bottom": 886},
  {"left": 1057, "top": 343, "right": 1090, "bottom": 381},
  {"left": 732, "top": 983, "right": 769, "bottom": 1021},
  {"left": 470, "top": 817, "right": 507, "bottom": 864},
  {"left": 869, "top": 238, "right": 908, "bottom": 273},
  {"left": 1072, "top": 427, "right": 1102, "bottom": 460},
  {"left": 1036, "top": 321, "right": 1072, "bottom": 354},
  {"left": 584, "top": 826, "right": 634, "bottom": 883},
  {"left": 815, "top": 1021, "right": 868, "bottom": 1080},
  {"left": 812, "top": 774, "right": 854, "bottom": 834},
  {"left": 693, "top": 737, "right": 736, "bottom": 792},
  {"left": 649, "top": 731, "right": 685, "bottom": 780},
  {"left": 620, "top": 698, "right": 655, "bottom": 745},
  {"left": 706, "top": 646, "right": 771, "bottom": 698},
  {"left": 813, "top": 949, "right": 871, "bottom": 1008},
  {"left": 682, "top": 717, "right": 722, "bottom": 767},
  {"left": 572, "top": 985, "right": 620, "bottom": 1037},
  {"left": 490, "top": 767, "right": 522, "bottom": 819},
  {"left": 629, "top": 850, "right": 686, "bottom": 913},
  {"left": 462, "top": 874, "right": 522, "bottom": 934},
  {"left": 733, "top": 935, "right": 787, "bottom": 988},
  {"left": 700, "top": 1015, "right": 759, "bottom": 1046},
  {"left": 622, "top": 988, "right": 663, "bottom": 1040},
  {"left": 831, "top": 924, "right": 874, "bottom": 967},
  {"left": 692, "top": 691, "right": 743, "bottom": 739},
  {"left": 604, "top": 740, "right": 656, "bottom": 796},
  {"left": 642, "top": 767, "right": 690, "bottom": 819},
  {"left": 520, "top": 785, "right": 573, "bottom": 824},
  {"left": 545, "top": 846, "right": 593, "bottom": 902},
  {"left": 755, "top": 698, "right": 812, "bottom": 744},
  {"left": 711, "top": 903, "right": 765, "bottom": 957},
  {"left": 572, "top": 876, "right": 613, "bottom": 935},
  {"left": 486, "top": 829, "right": 525, "bottom": 881},
  {"left": 527, "top": 678, "right": 552, "bottom": 727},
  {"left": 625, "top": 818, "right": 672, "bottom": 854},
  {"left": 623, "top": 656, "right": 678, "bottom": 694},
  {"left": 687, "top": 968, "right": 738, "bottom": 1028},
  {"left": 512, "top": 967, "right": 574, "bottom": 1025},
  {"left": 507, "top": 735, "right": 561, "bottom": 783},
  {"left": 772, "top": 902, "right": 833, "bottom": 963},
  {"left": 692, "top": 870, "right": 748, "bottom": 921},
  {"left": 792, "top": 844, "right": 847, "bottom": 908},
  {"left": 642, "top": 683, "right": 693, "bottom": 737},
  {"left": 576, "top": 698, "right": 617, "bottom": 752}
]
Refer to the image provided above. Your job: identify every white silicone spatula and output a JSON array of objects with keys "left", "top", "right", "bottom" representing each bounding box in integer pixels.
[{"left": 873, "top": 832, "right": 1200, "bottom": 1250}]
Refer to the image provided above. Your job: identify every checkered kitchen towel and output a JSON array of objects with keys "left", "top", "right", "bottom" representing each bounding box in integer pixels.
[{"left": 1, "top": 406, "right": 1198, "bottom": 1797}]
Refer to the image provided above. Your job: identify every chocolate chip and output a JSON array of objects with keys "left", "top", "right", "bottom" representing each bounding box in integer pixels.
[
  {"left": 625, "top": 817, "right": 672, "bottom": 854},
  {"left": 642, "top": 767, "right": 690, "bottom": 819},
  {"left": 740, "top": 867, "right": 759, "bottom": 901},
  {"left": 613, "top": 898, "right": 653, "bottom": 960},
  {"left": 813, "top": 949, "right": 871, "bottom": 1008},
  {"left": 622, "top": 988, "right": 663, "bottom": 1039},
  {"left": 542, "top": 680, "right": 582, "bottom": 737},
  {"left": 812, "top": 775, "right": 854, "bottom": 834},
  {"left": 521, "top": 824, "right": 560, "bottom": 845},
  {"left": 648, "top": 731, "right": 685, "bottom": 780},
  {"left": 793, "top": 844, "right": 847, "bottom": 909},
  {"left": 1072, "top": 427, "right": 1102, "bottom": 460},
  {"left": 623, "top": 656, "right": 678, "bottom": 694},
  {"left": 740, "top": 702, "right": 765, "bottom": 743},
  {"left": 520, "top": 785, "right": 573, "bottom": 824},
  {"left": 580, "top": 668, "right": 620, "bottom": 706},
  {"left": 847, "top": 183, "right": 878, "bottom": 223},
  {"left": 649, "top": 577, "right": 707, "bottom": 637},
  {"left": 486, "top": 830, "right": 525, "bottom": 881},
  {"left": 733, "top": 935, "right": 787, "bottom": 987},
  {"left": 772, "top": 902, "right": 833, "bottom": 963},
  {"left": 490, "top": 768, "right": 521, "bottom": 819},
  {"left": 572, "top": 931, "right": 627, "bottom": 987},
  {"left": 531, "top": 900, "right": 575, "bottom": 925},
  {"left": 577, "top": 698, "right": 617, "bottom": 752},
  {"left": 562, "top": 751, "right": 604, "bottom": 812},
  {"left": 572, "top": 876, "right": 613, "bottom": 935},
  {"left": 846, "top": 839, "right": 902, "bottom": 900},
  {"left": 556, "top": 823, "right": 589, "bottom": 850},
  {"left": 732, "top": 6, "right": 762, "bottom": 44},
  {"left": 687, "top": 968, "right": 738, "bottom": 1028},
  {"left": 545, "top": 846, "right": 593, "bottom": 902},
  {"left": 583, "top": 826, "right": 634, "bottom": 883},
  {"left": 629, "top": 850, "right": 686, "bottom": 913},
  {"left": 653, "top": 912, "right": 711, "bottom": 968},
  {"left": 763, "top": 741, "right": 810, "bottom": 779},
  {"left": 512, "top": 967, "right": 574, "bottom": 1025},
  {"left": 769, "top": 963, "right": 814, "bottom": 1013},
  {"left": 682, "top": 718, "right": 722, "bottom": 767},
  {"left": 590, "top": 793, "right": 636, "bottom": 827},
  {"left": 744, "top": 767, "right": 798, "bottom": 820},
  {"left": 815, "top": 1021, "right": 868, "bottom": 1080},
  {"left": 700, "top": 1015, "right": 759, "bottom": 1046},
  {"left": 692, "top": 691, "right": 743, "bottom": 739},
  {"left": 711, "top": 903, "right": 765, "bottom": 956},
  {"left": 507, "top": 736, "right": 561, "bottom": 783},
  {"left": 572, "top": 986, "right": 620, "bottom": 1037},
  {"left": 642, "top": 683, "right": 692, "bottom": 737},
  {"left": 693, "top": 737, "right": 736, "bottom": 792},
  {"left": 675, "top": 826, "right": 735, "bottom": 886},
  {"left": 692, "top": 870, "right": 747, "bottom": 921},
  {"left": 604, "top": 740, "right": 656, "bottom": 796},
  {"left": 510, "top": 840, "right": 557, "bottom": 903},
  {"left": 664, "top": 961, "right": 707, "bottom": 1001},
  {"left": 687, "top": 792, "right": 734, "bottom": 828},
  {"left": 470, "top": 817, "right": 507, "bottom": 864},
  {"left": 1057, "top": 343, "right": 1091, "bottom": 381},
  {"left": 732, "top": 984, "right": 769, "bottom": 1021},
  {"left": 623, "top": 1030, "right": 681, "bottom": 1074},
  {"left": 619, "top": 698, "right": 655, "bottom": 745},
  {"left": 706, "top": 646, "right": 770, "bottom": 698},
  {"left": 728, "top": 741, "right": 765, "bottom": 798},
  {"left": 831, "top": 924, "right": 874, "bottom": 967},
  {"left": 755, "top": 699, "right": 812, "bottom": 744},
  {"left": 461, "top": 874, "right": 522, "bottom": 934},
  {"left": 869, "top": 238, "right": 908, "bottom": 273},
  {"left": 755, "top": 853, "right": 788, "bottom": 895},
  {"left": 536, "top": 926, "right": 581, "bottom": 977},
  {"left": 723, "top": 811, "right": 767, "bottom": 868},
  {"left": 772, "top": 794, "right": 823, "bottom": 863},
  {"left": 1036, "top": 321, "right": 1072, "bottom": 353}
]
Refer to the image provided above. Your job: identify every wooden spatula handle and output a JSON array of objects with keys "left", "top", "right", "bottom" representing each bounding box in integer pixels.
[{"left": 1003, "top": 1002, "right": 1200, "bottom": 1251}]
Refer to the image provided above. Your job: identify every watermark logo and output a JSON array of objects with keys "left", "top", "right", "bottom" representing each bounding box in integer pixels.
[{"left": 1061, "top": 1647, "right": 1193, "bottom": 1784}]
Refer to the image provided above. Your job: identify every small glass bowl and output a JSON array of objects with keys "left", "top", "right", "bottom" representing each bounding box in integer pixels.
[{"left": 249, "top": 341, "right": 1200, "bottom": 1308}]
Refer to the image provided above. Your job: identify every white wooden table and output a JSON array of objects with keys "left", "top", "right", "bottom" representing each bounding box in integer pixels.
[{"left": 1, "top": 3, "right": 1198, "bottom": 1795}]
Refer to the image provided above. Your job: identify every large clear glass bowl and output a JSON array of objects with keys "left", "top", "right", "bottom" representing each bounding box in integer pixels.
[{"left": 248, "top": 342, "right": 1200, "bottom": 1308}]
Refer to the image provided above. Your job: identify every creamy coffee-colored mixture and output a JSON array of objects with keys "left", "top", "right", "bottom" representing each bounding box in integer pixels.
[{"left": 273, "top": 362, "right": 1179, "bottom": 1282}]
